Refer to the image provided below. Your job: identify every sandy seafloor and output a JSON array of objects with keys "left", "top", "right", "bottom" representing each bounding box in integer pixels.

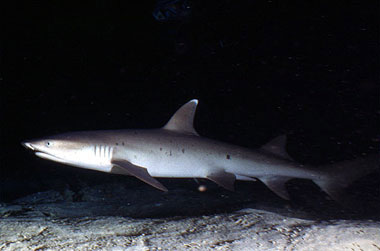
[{"left": 1, "top": 179, "right": 379, "bottom": 250}]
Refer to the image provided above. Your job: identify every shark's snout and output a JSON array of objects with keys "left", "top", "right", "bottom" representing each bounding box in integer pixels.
[{"left": 22, "top": 141, "right": 35, "bottom": 150}]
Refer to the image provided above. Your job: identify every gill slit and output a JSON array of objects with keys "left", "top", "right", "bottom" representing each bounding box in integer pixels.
[
  {"left": 94, "top": 145, "right": 113, "bottom": 160},
  {"left": 109, "top": 146, "right": 113, "bottom": 160}
]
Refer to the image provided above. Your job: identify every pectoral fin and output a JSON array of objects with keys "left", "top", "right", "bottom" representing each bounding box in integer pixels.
[
  {"left": 259, "top": 176, "right": 291, "bottom": 200},
  {"left": 111, "top": 159, "right": 168, "bottom": 192},
  {"left": 207, "top": 171, "right": 236, "bottom": 191}
]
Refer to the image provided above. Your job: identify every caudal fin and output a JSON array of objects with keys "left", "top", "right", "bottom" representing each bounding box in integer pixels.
[{"left": 313, "top": 154, "right": 379, "bottom": 202}]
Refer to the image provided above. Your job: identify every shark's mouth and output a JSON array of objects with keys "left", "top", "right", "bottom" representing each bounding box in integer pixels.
[
  {"left": 22, "top": 142, "right": 61, "bottom": 162},
  {"left": 35, "top": 151, "right": 66, "bottom": 163}
]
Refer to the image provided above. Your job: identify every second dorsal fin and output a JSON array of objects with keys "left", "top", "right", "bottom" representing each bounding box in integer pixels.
[
  {"left": 163, "top": 99, "right": 199, "bottom": 136},
  {"left": 261, "top": 135, "right": 293, "bottom": 161}
]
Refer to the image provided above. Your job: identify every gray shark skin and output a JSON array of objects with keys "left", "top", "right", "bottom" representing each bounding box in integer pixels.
[{"left": 22, "top": 99, "right": 379, "bottom": 201}]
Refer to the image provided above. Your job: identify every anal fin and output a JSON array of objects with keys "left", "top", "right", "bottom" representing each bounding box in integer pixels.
[
  {"left": 111, "top": 159, "right": 168, "bottom": 192},
  {"left": 207, "top": 171, "right": 236, "bottom": 191},
  {"left": 313, "top": 179, "right": 346, "bottom": 202},
  {"left": 259, "top": 176, "right": 291, "bottom": 200}
]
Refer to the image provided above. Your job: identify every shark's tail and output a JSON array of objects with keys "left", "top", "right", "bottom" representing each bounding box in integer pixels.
[{"left": 313, "top": 154, "right": 379, "bottom": 202}]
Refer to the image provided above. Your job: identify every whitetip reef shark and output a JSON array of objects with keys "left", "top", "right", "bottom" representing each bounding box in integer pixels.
[{"left": 22, "top": 99, "right": 379, "bottom": 201}]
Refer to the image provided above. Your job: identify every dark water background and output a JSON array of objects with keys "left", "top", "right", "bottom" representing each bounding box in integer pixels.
[{"left": 2, "top": 1, "right": 379, "bottom": 215}]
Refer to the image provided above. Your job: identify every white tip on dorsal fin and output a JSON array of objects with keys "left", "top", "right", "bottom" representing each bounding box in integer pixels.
[
  {"left": 261, "top": 135, "right": 293, "bottom": 161},
  {"left": 163, "top": 99, "right": 199, "bottom": 136}
]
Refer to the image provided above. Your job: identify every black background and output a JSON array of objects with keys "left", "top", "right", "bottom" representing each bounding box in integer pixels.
[{"left": 2, "top": 0, "right": 379, "bottom": 202}]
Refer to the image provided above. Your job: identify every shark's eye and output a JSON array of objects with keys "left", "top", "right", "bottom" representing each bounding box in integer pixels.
[{"left": 46, "top": 141, "right": 51, "bottom": 147}]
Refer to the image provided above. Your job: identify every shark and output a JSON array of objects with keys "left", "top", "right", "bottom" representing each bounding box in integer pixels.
[{"left": 22, "top": 99, "right": 379, "bottom": 201}]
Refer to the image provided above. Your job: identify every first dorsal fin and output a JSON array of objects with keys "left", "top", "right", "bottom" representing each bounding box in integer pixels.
[
  {"left": 163, "top": 99, "right": 199, "bottom": 136},
  {"left": 261, "top": 135, "right": 293, "bottom": 161}
]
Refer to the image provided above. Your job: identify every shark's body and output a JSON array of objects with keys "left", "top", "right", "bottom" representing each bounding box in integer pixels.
[{"left": 22, "top": 99, "right": 378, "bottom": 200}]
